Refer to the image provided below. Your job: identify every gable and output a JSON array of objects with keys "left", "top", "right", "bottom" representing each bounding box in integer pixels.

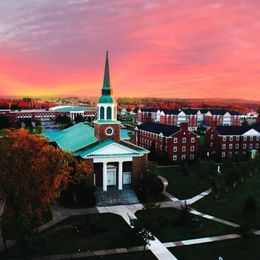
[
  {"left": 83, "top": 142, "right": 141, "bottom": 158},
  {"left": 242, "top": 129, "right": 260, "bottom": 136}
]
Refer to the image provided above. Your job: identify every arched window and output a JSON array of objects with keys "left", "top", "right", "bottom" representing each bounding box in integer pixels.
[
  {"left": 100, "top": 106, "right": 104, "bottom": 120},
  {"left": 107, "top": 106, "right": 112, "bottom": 120}
]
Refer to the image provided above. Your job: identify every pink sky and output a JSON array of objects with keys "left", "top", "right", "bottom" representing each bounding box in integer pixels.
[{"left": 0, "top": 0, "right": 260, "bottom": 100}]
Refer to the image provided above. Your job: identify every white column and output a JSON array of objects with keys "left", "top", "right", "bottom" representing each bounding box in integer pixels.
[
  {"left": 118, "top": 161, "right": 123, "bottom": 190},
  {"left": 103, "top": 162, "right": 107, "bottom": 191}
]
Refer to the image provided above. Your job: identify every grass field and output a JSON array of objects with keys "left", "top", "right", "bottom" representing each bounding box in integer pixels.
[
  {"left": 135, "top": 207, "right": 235, "bottom": 243},
  {"left": 171, "top": 236, "right": 260, "bottom": 260},
  {"left": 158, "top": 165, "right": 210, "bottom": 200},
  {"left": 194, "top": 172, "right": 260, "bottom": 228},
  {"left": 3, "top": 213, "right": 141, "bottom": 257}
]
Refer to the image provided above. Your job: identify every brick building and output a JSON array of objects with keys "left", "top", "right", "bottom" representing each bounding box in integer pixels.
[
  {"left": 135, "top": 122, "right": 200, "bottom": 161},
  {"left": 205, "top": 122, "right": 260, "bottom": 158},
  {"left": 138, "top": 108, "right": 241, "bottom": 130}
]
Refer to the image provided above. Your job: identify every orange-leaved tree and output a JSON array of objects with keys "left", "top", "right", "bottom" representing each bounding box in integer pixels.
[{"left": 0, "top": 128, "right": 72, "bottom": 239}]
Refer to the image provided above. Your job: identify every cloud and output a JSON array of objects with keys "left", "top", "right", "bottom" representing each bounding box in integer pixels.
[{"left": 0, "top": 0, "right": 259, "bottom": 100}]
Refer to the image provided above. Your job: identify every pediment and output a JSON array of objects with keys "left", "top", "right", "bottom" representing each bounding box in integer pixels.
[
  {"left": 242, "top": 129, "right": 260, "bottom": 136},
  {"left": 88, "top": 142, "right": 139, "bottom": 156}
]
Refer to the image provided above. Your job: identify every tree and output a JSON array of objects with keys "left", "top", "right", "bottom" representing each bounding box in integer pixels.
[
  {"left": 74, "top": 114, "right": 84, "bottom": 124},
  {"left": 0, "top": 129, "right": 71, "bottom": 241},
  {"left": 243, "top": 195, "right": 257, "bottom": 217},
  {"left": 0, "top": 114, "right": 10, "bottom": 129}
]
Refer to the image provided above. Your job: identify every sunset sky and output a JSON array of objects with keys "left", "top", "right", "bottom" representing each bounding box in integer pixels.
[{"left": 0, "top": 0, "right": 260, "bottom": 100}]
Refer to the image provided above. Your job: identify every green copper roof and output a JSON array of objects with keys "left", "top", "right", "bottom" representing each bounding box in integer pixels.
[
  {"left": 98, "top": 51, "right": 114, "bottom": 104},
  {"left": 103, "top": 51, "right": 111, "bottom": 90},
  {"left": 43, "top": 123, "right": 98, "bottom": 152},
  {"left": 98, "top": 95, "right": 114, "bottom": 104},
  {"left": 43, "top": 123, "right": 131, "bottom": 153}
]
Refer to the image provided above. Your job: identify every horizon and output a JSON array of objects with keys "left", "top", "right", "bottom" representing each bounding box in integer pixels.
[{"left": 0, "top": 1, "right": 260, "bottom": 100}]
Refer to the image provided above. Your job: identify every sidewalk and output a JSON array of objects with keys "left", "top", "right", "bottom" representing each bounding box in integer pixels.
[{"left": 97, "top": 204, "right": 177, "bottom": 260}]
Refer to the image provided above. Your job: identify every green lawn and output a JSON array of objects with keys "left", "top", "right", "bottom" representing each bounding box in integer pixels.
[
  {"left": 4, "top": 213, "right": 141, "bottom": 257},
  {"left": 194, "top": 172, "right": 260, "bottom": 228},
  {"left": 171, "top": 236, "right": 260, "bottom": 260},
  {"left": 135, "top": 208, "right": 235, "bottom": 243},
  {"left": 159, "top": 165, "right": 210, "bottom": 200}
]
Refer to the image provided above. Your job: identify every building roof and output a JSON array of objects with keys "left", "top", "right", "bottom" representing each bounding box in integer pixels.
[
  {"left": 43, "top": 122, "right": 130, "bottom": 153},
  {"left": 140, "top": 108, "right": 159, "bottom": 113},
  {"left": 137, "top": 122, "right": 180, "bottom": 136},
  {"left": 74, "top": 139, "right": 149, "bottom": 158},
  {"left": 216, "top": 126, "right": 249, "bottom": 135},
  {"left": 49, "top": 106, "right": 90, "bottom": 112}
]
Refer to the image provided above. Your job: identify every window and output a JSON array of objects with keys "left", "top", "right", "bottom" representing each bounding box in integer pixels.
[
  {"left": 210, "top": 142, "right": 213, "bottom": 147},
  {"left": 249, "top": 144, "right": 253, "bottom": 149},
  {"left": 100, "top": 106, "right": 105, "bottom": 120},
  {"left": 229, "top": 144, "right": 233, "bottom": 149},
  {"left": 182, "top": 137, "right": 186, "bottom": 143},
  {"left": 256, "top": 143, "right": 259, "bottom": 149},
  {"left": 181, "top": 154, "right": 186, "bottom": 160},
  {"left": 223, "top": 136, "right": 226, "bottom": 141},
  {"left": 160, "top": 145, "right": 162, "bottom": 150},
  {"left": 243, "top": 144, "right": 247, "bottom": 149},
  {"left": 250, "top": 136, "right": 253, "bottom": 141},
  {"left": 221, "top": 152, "right": 226, "bottom": 157},
  {"left": 173, "top": 146, "right": 178, "bottom": 152},
  {"left": 243, "top": 136, "right": 247, "bottom": 141},
  {"left": 190, "top": 146, "right": 194, "bottom": 151},
  {"left": 174, "top": 137, "right": 178, "bottom": 143},
  {"left": 236, "top": 136, "right": 239, "bottom": 141},
  {"left": 210, "top": 134, "right": 213, "bottom": 140},
  {"left": 229, "top": 136, "right": 233, "bottom": 141},
  {"left": 182, "top": 146, "right": 186, "bottom": 152},
  {"left": 222, "top": 144, "right": 226, "bottom": 149},
  {"left": 173, "top": 155, "right": 177, "bottom": 161},
  {"left": 191, "top": 137, "right": 195, "bottom": 143},
  {"left": 235, "top": 144, "right": 239, "bottom": 149},
  {"left": 106, "top": 106, "right": 112, "bottom": 119},
  {"left": 190, "top": 154, "right": 194, "bottom": 160},
  {"left": 256, "top": 136, "right": 259, "bottom": 141}
]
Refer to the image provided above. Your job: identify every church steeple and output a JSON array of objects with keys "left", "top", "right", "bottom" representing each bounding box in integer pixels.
[
  {"left": 94, "top": 52, "right": 121, "bottom": 142},
  {"left": 102, "top": 51, "right": 112, "bottom": 96}
]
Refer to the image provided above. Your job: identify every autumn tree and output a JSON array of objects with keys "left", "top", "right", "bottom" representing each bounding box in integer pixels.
[{"left": 0, "top": 129, "right": 71, "bottom": 240}]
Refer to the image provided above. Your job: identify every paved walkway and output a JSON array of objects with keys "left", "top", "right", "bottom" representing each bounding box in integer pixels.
[
  {"left": 97, "top": 204, "right": 177, "bottom": 260},
  {"left": 184, "top": 188, "right": 212, "bottom": 205},
  {"left": 163, "top": 233, "right": 241, "bottom": 248},
  {"left": 189, "top": 208, "right": 239, "bottom": 228},
  {"left": 95, "top": 186, "right": 139, "bottom": 206}
]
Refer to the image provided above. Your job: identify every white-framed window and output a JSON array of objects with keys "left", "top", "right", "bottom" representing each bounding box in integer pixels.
[
  {"left": 249, "top": 144, "right": 253, "bottom": 149},
  {"left": 222, "top": 144, "right": 226, "bottom": 149},
  {"left": 210, "top": 142, "right": 213, "bottom": 147},
  {"left": 243, "top": 136, "right": 247, "bottom": 141},
  {"left": 165, "top": 146, "right": 167, "bottom": 151},
  {"left": 173, "top": 155, "right": 177, "bottom": 161},
  {"left": 243, "top": 144, "right": 247, "bottom": 149},
  {"left": 223, "top": 136, "right": 226, "bottom": 141},
  {"left": 250, "top": 136, "right": 253, "bottom": 141},
  {"left": 174, "top": 137, "right": 178, "bottom": 143},
  {"left": 160, "top": 145, "right": 162, "bottom": 150},
  {"left": 190, "top": 154, "right": 194, "bottom": 160},
  {"left": 182, "top": 146, "right": 186, "bottom": 152},
  {"left": 173, "top": 146, "right": 178, "bottom": 152},
  {"left": 235, "top": 144, "right": 239, "bottom": 149},
  {"left": 236, "top": 136, "right": 239, "bottom": 141},
  {"left": 181, "top": 154, "right": 186, "bottom": 160},
  {"left": 155, "top": 143, "right": 158, "bottom": 148},
  {"left": 222, "top": 152, "right": 226, "bottom": 157},
  {"left": 229, "top": 136, "right": 233, "bottom": 141},
  {"left": 191, "top": 137, "right": 195, "bottom": 143},
  {"left": 256, "top": 136, "right": 259, "bottom": 141},
  {"left": 256, "top": 143, "right": 259, "bottom": 149},
  {"left": 210, "top": 134, "right": 213, "bottom": 140},
  {"left": 182, "top": 137, "right": 186, "bottom": 143},
  {"left": 190, "top": 146, "right": 194, "bottom": 151},
  {"left": 229, "top": 144, "right": 233, "bottom": 149}
]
